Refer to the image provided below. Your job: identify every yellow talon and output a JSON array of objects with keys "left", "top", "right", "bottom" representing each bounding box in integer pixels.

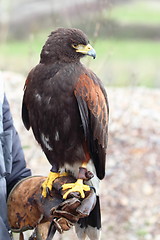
[
  {"left": 41, "top": 171, "right": 68, "bottom": 198},
  {"left": 62, "top": 179, "right": 90, "bottom": 199}
]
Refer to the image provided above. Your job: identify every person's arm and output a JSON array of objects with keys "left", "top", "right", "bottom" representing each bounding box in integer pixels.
[{"left": 3, "top": 95, "right": 31, "bottom": 194}]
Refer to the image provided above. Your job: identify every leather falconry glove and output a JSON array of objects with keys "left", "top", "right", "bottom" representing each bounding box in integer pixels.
[{"left": 7, "top": 175, "right": 96, "bottom": 240}]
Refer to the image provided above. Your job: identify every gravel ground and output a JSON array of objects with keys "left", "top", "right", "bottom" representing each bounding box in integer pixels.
[{"left": 2, "top": 71, "right": 160, "bottom": 240}]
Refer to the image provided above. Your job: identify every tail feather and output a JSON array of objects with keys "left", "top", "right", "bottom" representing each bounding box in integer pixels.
[{"left": 75, "top": 196, "right": 101, "bottom": 240}]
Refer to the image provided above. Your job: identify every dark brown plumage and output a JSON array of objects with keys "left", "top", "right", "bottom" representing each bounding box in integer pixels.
[{"left": 22, "top": 28, "right": 109, "bottom": 239}]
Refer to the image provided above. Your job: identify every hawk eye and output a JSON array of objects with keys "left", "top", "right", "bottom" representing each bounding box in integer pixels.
[{"left": 72, "top": 43, "right": 78, "bottom": 49}]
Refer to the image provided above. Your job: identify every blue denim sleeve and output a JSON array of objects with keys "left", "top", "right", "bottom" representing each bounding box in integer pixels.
[{"left": 2, "top": 95, "right": 31, "bottom": 194}]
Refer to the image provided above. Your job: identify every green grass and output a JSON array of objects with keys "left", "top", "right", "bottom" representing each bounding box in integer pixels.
[
  {"left": 0, "top": 36, "right": 44, "bottom": 58},
  {"left": 0, "top": 35, "right": 44, "bottom": 73},
  {"left": 0, "top": 33, "right": 160, "bottom": 88},
  {"left": 94, "top": 39, "right": 160, "bottom": 60},
  {"left": 104, "top": 1, "right": 160, "bottom": 24},
  {"left": 85, "top": 38, "right": 160, "bottom": 87},
  {"left": 105, "top": 1, "right": 160, "bottom": 24}
]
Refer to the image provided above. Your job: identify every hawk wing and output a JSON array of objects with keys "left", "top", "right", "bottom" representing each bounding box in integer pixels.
[
  {"left": 74, "top": 72, "right": 109, "bottom": 180},
  {"left": 22, "top": 67, "right": 35, "bottom": 130}
]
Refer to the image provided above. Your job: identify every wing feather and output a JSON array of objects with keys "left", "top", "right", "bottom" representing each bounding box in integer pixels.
[
  {"left": 22, "top": 68, "right": 35, "bottom": 130},
  {"left": 74, "top": 73, "right": 109, "bottom": 179},
  {"left": 76, "top": 95, "right": 89, "bottom": 140}
]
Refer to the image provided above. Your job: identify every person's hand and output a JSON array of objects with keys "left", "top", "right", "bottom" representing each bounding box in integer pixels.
[
  {"left": 50, "top": 187, "right": 96, "bottom": 233},
  {"left": 7, "top": 175, "right": 96, "bottom": 238}
]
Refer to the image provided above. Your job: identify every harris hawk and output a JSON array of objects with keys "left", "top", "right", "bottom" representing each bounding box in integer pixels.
[{"left": 22, "top": 28, "right": 109, "bottom": 239}]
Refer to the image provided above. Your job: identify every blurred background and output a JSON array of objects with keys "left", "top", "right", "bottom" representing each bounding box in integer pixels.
[
  {"left": 1, "top": 0, "right": 160, "bottom": 239},
  {"left": 1, "top": 0, "right": 160, "bottom": 87}
]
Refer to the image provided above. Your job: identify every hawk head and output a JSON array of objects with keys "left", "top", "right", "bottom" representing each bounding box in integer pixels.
[{"left": 40, "top": 28, "right": 96, "bottom": 63}]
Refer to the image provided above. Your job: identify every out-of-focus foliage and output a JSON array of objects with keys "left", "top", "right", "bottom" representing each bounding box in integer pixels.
[{"left": 0, "top": 0, "right": 160, "bottom": 87}]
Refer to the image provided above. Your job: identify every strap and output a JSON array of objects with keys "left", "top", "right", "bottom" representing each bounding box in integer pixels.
[{"left": 46, "top": 220, "right": 56, "bottom": 240}]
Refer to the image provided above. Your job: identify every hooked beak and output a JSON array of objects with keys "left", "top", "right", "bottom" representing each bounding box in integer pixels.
[{"left": 74, "top": 44, "right": 96, "bottom": 59}]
